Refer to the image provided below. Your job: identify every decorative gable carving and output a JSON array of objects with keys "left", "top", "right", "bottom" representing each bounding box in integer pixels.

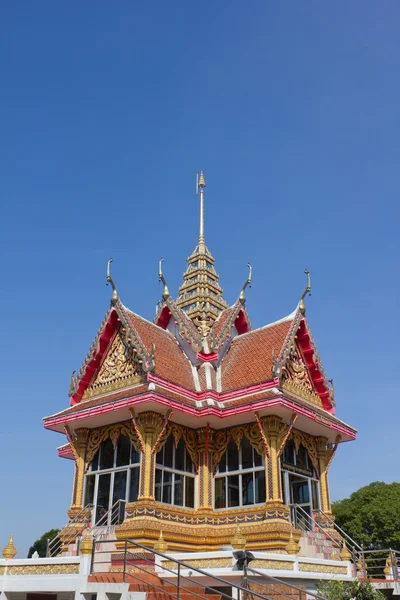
[
  {"left": 82, "top": 330, "right": 146, "bottom": 399},
  {"left": 281, "top": 344, "right": 322, "bottom": 408}
]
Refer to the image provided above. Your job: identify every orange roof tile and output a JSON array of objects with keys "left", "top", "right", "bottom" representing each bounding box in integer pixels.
[
  {"left": 221, "top": 319, "right": 293, "bottom": 391},
  {"left": 125, "top": 311, "right": 196, "bottom": 391}
]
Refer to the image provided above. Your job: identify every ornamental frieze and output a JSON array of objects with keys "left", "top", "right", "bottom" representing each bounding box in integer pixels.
[
  {"left": 85, "top": 421, "right": 140, "bottom": 468},
  {"left": 5, "top": 564, "right": 79, "bottom": 575}
]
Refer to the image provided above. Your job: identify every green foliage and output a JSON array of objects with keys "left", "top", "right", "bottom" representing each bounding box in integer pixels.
[
  {"left": 27, "top": 528, "right": 60, "bottom": 558},
  {"left": 332, "top": 482, "right": 400, "bottom": 551},
  {"left": 316, "top": 580, "right": 385, "bottom": 600}
]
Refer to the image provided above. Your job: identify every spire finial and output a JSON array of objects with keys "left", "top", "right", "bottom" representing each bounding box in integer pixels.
[
  {"left": 196, "top": 172, "right": 206, "bottom": 249},
  {"left": 239, "top": 263, "right": 252, "bottom": 304},
  {"left": 158, "top": 258, "right": 170, "bottom": 300},
  {"left": 299, "top": 269, "right": 311, "bottom": 315},
  {"left": 106, "top": 258, "right": 118, "bottom": 305}
]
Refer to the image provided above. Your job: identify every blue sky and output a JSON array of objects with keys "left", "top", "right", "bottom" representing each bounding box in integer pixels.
[{"left": 1, "top": 1, "right": 399, "bottom": 557}]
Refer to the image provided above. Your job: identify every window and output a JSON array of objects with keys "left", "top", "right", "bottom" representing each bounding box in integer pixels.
[
  {"left": 84, "top": 435, "right": 140, "bottom": 524},
  {"left": 281, "top": 438, "right": 320, "bottom": 524},
  {"left": 155, "top": 436, "right": 195, "bottom": 508},
  {"left": 214, "top": 438, "right": 265, "bottom": 509}
]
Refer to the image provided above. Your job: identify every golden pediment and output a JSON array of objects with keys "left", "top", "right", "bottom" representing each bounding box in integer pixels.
[
  {"left": 281, "top": 344, "right": 322, "bottom": 408},
  {"left": 82, "top": 331, "right": 145, "bottom": 399}
]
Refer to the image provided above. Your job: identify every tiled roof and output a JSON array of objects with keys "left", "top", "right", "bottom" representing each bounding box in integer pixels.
[
  {"left": 211, "top": 306, "right": 235, "bottom": 340},
  {"left": 221, "top": 319, "right": 294, "bottom": 391},
  {"left": 125, "top": 311, "right": 196, "bottom": 391}
]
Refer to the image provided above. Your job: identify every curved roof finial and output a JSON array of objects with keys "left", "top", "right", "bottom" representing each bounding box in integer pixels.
[
  {"left": 158, "top": 257, "right": 170, "bottom": 300},
  {"left": 239, "top": 262, "right": 252, "bottom": 304},
  {"left": 299, "top": 269, "right": 311, "bottom": 315},
  {"left": 106, "top": 258, "right": 118, "bottom": 305}
]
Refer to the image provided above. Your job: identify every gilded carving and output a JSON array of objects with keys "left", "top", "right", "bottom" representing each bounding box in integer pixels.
[
  {"left": 6, "top": 564, "right": 79, "bottom": 575},
  {"left": 291, "top": 430, "right": 319, "bottom": 475},
  {"left": 162, "top": 558, "right": 232, "bottom": 569},
  {"left": 251, "top": 559, "right": 294, "bottom": 570},
  {"left": 298, "top": 563, "right": 347, "bottom": 575},
  {"left": 281, "top": 344, "right": 322, "bottom": 407},
  {"left": 83, "top": 331, "right": 145, "bottom": 399},
  {"left": 85, "top": 421, "right": 140, "bottom": 468}
]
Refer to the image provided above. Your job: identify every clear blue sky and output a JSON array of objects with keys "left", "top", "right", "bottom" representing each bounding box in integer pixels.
[{"left": 1, "top": 1, "right": 399, "bottom": 557}]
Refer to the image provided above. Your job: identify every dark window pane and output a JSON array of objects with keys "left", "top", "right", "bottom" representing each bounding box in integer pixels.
[
  {"left": 162, "top": 471, "right": 172, "bottom": 504},
  {"left": 242, "top": 472, "right": 254, "bottom": 505},
  {"left": 85, "top": 475, "right": 95, "bottom": 505},
  {"left": 185, "top": 448, "right": 194, "bottom": 473},
  {"left": 100, "top": 439, "right": 114, "bottom": 470},
  {"left": 112, "top": 471, "right": 127, "bottom": 504},
  {"left": 95, "top": 473, "right": 111, "bottom": 522},
  {"left": 90, "top": 451, "right": 99, "bottom": 472},
  {"left": 175, "top": 439, "right": 185, "bottom": 472},
  {"left": 254, "top": 449, "right": 262, "bottom": 467},
  {"left": 185, "top": 477, "right": 195, "bottom": 508},
  {"left": 155, "top": 469, "right": 162, "bottom": 502},
  {"left": 174, "top": 474, "right": 183, "bottom": 506},
  {"left": 227, "top": 475, "right": 240, "bottom": 507},
  {"left": 283, "top": 440, "right": 295, "bottom": 465},
  {"left": 116, "top": 436, "right": 130, "bottom": 467},
  {"left": 291, "top": 476, "right": 310, "bottom": 504},
  {"left": 163, "top": 437, "right": 173, "bottom": 468},
  {"left": 214, "top": 477, "right": 226, "bottom": 509},
  {"left": 227, "top": 440, "right": 239, "bottom": 472},
  {"left": 311, "top": 480, "right": 319, "bottom": 510},
  {"left": 241, "top": 437, "right": 253, "bottom": 470},
  {"left": 131, "top": 446, "right": 140, "bottom": 464},
  {"left": 129, "top": 468, "right": 140, "bottom": 503},
  {"left": 296, "top": 446, "right": 309, "bottom": 471},
  {"left": 255, "top": 470, "right": 266, "bottom": 504}
]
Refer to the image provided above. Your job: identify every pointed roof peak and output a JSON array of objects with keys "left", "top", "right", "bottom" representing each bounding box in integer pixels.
[{"left": 176, "top": 172, "right": 228, "bottom": 335}]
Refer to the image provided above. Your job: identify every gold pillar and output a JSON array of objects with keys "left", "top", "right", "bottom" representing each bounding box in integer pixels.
[
  {"left": 69, "top": 428, "right": 89, "bottom": 518},
  {"left": 197, "top": 427, "right": 213, "bottom": 510},
  {"left": 135, "top": 411, "right": 165, "bottom": 500},
  {"left": 262, "top": 416, "right": 286, "bottom": 502},
  {"left": 317, "top": 436, "right": 331, "bottom": 513}
]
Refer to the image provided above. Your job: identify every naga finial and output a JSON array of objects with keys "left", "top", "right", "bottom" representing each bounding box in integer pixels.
[
  {"left": 299, "top": 269, "right": 311, "bottom": 315},
  {"left": 158, "top": 258, "right": 170, "bottom": 300},
  {"left": 68, "top": 370, "right": 77, "bottom": 396},
  {"left": 239, "top": 263, "right": 252, "bottom": 304},
  {"left": 106, "top": 258, "right": 118, "bottom": 305}
]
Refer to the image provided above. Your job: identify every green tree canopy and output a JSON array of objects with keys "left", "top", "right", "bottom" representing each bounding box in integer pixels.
[
  {"left": 332, "top": 481, "right": 400, "bottom": 551},
  {"left": 27, "top": 529, "right": 60, "bottom": 558},
  {"left": 317, "top": 580, "right": 385, "bottom": 600}
]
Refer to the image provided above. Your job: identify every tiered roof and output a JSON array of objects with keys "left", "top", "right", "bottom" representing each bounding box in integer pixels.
[{"left": 44, "top": 174, "right": 356, "bottom": 446}]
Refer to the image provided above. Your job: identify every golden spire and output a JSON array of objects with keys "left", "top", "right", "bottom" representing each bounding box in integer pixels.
[
  {"left": 197, "top": 171, "right": 206, "bottom": 250},
  {"left": 2, "top": 534, "right": 16, "bottom": 559},
  {"left": 239, "top": 263, "right": 252, "bottom": 304},
  {"left": 299, "top": 269, "right": 311, "bottom": 315},
  {"left": 106, "top": 258, "right": 118, "bottom": 305},
  {"left": 79, "top": 530, "right": 93, "bottom": 555},
  {"left": 158, "top": 257, "right": 170, "bottom": 300}
]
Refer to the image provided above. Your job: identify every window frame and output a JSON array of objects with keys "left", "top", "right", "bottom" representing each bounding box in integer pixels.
[{"left": 155, "top": 436, "right": 196, "bottom": 509}]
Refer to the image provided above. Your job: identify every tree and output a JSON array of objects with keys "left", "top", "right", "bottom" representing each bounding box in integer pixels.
[
  {"left": 27, "top": 529, "right": 60, "bottom": 558},
  {"left": 332, "top": 482, "right": 400, "bottom": 551},
  {"left": 317, "top": 581, "right": 385, "bottom": 600}
]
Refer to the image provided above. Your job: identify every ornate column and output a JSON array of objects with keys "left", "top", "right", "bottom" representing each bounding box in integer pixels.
[
  {"left": 316, "top": 435, "right": 340, "bottom": 515},
  {"left": 197, "top": 426, "right": 213, "bottom": 510},
  {"left": 68, "top": 427, "right": 89, "bottom": 518},
  {"left": 133, "top": 411, "right": 166, "bottom": 500},
  {"left": 260, "top": 414, "right": 295, "bottom": 503}
]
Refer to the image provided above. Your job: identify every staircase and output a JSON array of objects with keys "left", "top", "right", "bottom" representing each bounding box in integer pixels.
[{"left": 299, "top": 530, "right": 340, "bottom": 560}]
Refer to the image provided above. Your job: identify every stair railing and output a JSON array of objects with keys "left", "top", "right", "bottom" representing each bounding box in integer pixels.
[
  {"left": 90, "top": 537, "right": 328, "bottom": 600},
  {"left": 291, "top": 504, "right": 342, "bottom": 550},
  {"left": 91, "top": 499, "right": 126, "bottom": 535},
  {"left": 313, "top": 509, "right": 362, "bottom": 553},
  {"left": 46, "top": 503, "right": 94, "bottom": 557}
]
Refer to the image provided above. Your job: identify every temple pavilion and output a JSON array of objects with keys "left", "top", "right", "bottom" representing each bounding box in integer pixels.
[{"left": 43, "top": 172, "right": 356, "bottom": 555}]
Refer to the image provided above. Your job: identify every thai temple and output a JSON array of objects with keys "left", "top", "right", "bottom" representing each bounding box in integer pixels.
[{"left": 2, "top": 174, "right": 397, "bottom": 600}]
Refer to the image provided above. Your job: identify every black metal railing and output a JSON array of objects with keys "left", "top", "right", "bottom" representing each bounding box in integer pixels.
[{"left": 91, "top": 537, "right": 327, "bottom": 600}]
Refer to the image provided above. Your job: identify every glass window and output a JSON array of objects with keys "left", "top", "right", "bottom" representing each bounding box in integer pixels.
[
  {"left": 214, "top": 437, "right": 265, "bottom": 509},
  {"left": 84, "top": 431, "right": 141, "bottom": 526},
  {"left": 155, "top": 434, "right": 195, "bottom": 508}
]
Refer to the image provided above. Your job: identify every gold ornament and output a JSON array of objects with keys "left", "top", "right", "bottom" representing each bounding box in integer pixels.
[
  {"left": 285, "top": 532, "right": 300, "bottom": 555},
  {"left": 154, "top": 531, "right": 168, "bottom": 554},
  {"left": 2, "top": 534, "right": 16, "bottom": 559},
  {"left": 79, "top": 531, "right": 93, "bottom": 555},
  {"left": 340, "top": 540, "right": 351, "bottom": 561},
  {"left": 231, "top": 525, "right": 246, "bottom": 550}
]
